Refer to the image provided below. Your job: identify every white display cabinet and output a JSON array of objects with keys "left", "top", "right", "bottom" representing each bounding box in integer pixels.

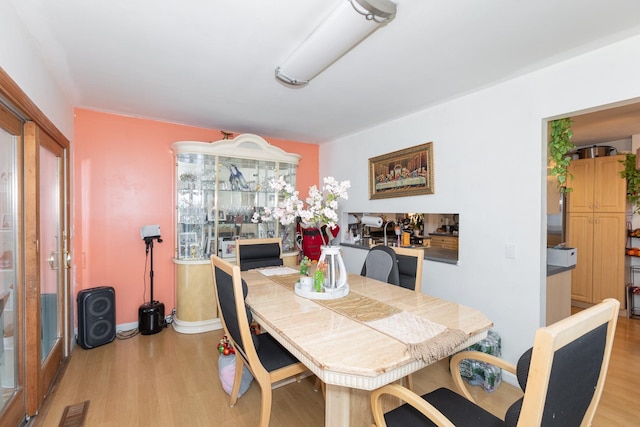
[{"left": 171, "top": 134, "right": 300, "bottom": 333}]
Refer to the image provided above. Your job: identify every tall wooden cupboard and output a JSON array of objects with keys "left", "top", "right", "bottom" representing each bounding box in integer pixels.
[{"left": 566, "top": 154, "right": 626, "bottom": 305}]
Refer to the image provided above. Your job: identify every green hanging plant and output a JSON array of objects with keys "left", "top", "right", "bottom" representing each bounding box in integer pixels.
[
  {"left": 548, "top": 118, "right": 575, "bottom": 193},
  {"left": 620, "top": 153, "right": 640, "bottom": 214}
]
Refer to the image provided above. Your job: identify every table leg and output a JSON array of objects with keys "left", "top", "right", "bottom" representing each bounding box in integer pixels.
[{"left": 325, "top": 384, "right": 373, "bottom": 427}]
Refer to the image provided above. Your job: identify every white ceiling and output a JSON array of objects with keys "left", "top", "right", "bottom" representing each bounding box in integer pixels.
[{"left": 9, "top": 0, "right": 640, "bottom": 144}]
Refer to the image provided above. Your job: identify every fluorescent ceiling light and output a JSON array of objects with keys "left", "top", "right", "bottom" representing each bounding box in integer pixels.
[{"left": 275, "top": 0, "right": 397, "bottom": 87}]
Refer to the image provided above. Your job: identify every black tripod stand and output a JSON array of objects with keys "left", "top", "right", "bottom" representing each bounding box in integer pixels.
[{"left": 138, "top": 235, "right": 165, "bottom": 335}]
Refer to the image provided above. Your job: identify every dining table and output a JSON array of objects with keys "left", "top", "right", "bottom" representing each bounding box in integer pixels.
[{"left": 241, "top": 267, "right": 493, "bottom": 427}]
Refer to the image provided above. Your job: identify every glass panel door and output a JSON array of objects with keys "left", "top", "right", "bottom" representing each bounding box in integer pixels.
[
  {"left": 39, "top": 145, "right": 60, "bottom": 361},
  {"left": 0, "top": 124, "right": 18, "bottom": 412},
  {"left": 24, "top": 122, "right": 67, "bottom": 416},
  {"left": 0, "top": 106, "right": 25, "bottom": 425}
]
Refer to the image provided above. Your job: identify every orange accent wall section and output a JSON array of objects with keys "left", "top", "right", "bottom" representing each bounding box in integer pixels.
[{"left": 73, "top": 108, "right": 318, "bottom": 325}]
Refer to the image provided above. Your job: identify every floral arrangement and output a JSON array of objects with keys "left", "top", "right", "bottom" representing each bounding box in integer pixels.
[{"left": 252, "top": 176, "right": 350, "bottom": 230}]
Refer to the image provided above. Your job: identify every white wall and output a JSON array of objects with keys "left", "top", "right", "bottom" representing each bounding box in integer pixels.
[
  {"left": 0, "top": 1, "right": 74, "bottom": 139},
  {"left": 323, "top": 35, "right": 640, "bottom": 368}
]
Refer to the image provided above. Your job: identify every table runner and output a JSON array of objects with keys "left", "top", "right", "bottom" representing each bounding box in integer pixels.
[{"left": 264, "top": 272, "right": 468, "bottom": 364}]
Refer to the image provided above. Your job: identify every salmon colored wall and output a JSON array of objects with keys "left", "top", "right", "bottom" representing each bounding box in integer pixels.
[{"left": 73, "top": 108, "right": 319, "bottom": 325}]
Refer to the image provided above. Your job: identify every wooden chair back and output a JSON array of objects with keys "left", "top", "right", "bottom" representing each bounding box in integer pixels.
[
  {"left": 514, "top": 297, "right": 619, "bottom": 426},
  {"left": 235, "top": 237, "right": 283, "bottom": 271},
  {"left": 391, "top": 246, "right": 424, "bottom": 292}
]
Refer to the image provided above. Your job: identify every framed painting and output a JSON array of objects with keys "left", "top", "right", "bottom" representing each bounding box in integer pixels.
[{"left": 368, "top": 142, "right": 434, "bottom": 200}]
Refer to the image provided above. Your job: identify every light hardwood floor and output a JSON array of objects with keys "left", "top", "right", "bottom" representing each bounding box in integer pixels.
[{"left": 30, "top": 313, "right": 639, "bottom": 426}]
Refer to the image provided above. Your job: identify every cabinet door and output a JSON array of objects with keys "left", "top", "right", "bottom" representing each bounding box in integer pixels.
[
  {"left": 567, "top": 158, "right": 594, "bottom": 213},
  {"left": 175, "top": 152, "right": 217, "bottom": 261},
  {"left": 594, "top": 155, "right": 626, "bottom": 212},
  {"left": 567, "top": 213, "right": 593, "bottom": 302},
  {"left": 430, "top": 236, "right": 458, "bottom": 249},
  {"left": 592, "top": 212, "right": 625, "bottom": 303},
  {"left": 443, "top": 237, "right": 458, "bottom": 250}
]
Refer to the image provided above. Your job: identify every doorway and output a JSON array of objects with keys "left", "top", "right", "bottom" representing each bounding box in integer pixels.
[
  {"left": 24, "top": 122, "right": 70, "bottom": 416},
  {"left": 0, "top": 72, "right": 72, "bottom": 425}
]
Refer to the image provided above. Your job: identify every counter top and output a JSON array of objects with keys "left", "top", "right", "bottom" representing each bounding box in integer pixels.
[
  {"left": 547, "top": 264, "right": 575, "bottom": 277},
  {"left": 341, "top": 241, "right": 458, "bottom": 265},
  {"left": 428, "top": 232, "right": 459, "bottom": 237}
]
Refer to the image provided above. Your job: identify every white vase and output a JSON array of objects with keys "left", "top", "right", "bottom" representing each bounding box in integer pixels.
[{"left": 318, "top": 245, "right": 347, "bottom": 289}]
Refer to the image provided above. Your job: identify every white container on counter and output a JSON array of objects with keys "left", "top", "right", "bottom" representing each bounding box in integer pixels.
[{"left": 547, "top": 247, "right": 577, "bottom": 267}]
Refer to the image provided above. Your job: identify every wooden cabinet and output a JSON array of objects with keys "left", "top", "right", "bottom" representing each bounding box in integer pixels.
[
  {"left": 429, "top": 235, "right": 458, "bottom": 250},
  {"left": 566, "top": 154, "right": 626, "bottom": 304},
  {"left": 567, "top": 155, "right": 626, "bottom": 213},
  {"left": 567, "top": 212, "right": 625, "bottom": 303}
]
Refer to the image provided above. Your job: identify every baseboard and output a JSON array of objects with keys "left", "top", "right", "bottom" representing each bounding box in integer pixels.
[{"left": 115, "top": 321, "right": 139, "bottom": 333}]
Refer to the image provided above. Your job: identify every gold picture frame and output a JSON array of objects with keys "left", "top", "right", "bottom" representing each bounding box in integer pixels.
[{"left": 368, "top": 142, "right": 434, "bottom": 199}]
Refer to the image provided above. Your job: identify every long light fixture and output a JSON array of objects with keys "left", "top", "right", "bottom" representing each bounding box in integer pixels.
[{"left": 275, "top": 0, "right": 397, "bottom": 87}]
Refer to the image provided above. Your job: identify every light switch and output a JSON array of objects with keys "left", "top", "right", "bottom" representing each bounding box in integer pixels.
[{"left": 505, "top": 243, "right": 517, "bottom": 259}]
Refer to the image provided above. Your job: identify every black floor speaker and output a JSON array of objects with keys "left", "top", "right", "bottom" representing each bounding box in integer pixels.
[
  {"left": 138, "top": 301, "right": 165, "bottom": 335},
  {"left": 77, "top": 286, "right": 116, "bottom": 349}
]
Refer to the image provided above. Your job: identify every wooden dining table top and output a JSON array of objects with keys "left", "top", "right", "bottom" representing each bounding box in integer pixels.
[{"left": 241, "top": 268, "right": 493, "bottom": 390}]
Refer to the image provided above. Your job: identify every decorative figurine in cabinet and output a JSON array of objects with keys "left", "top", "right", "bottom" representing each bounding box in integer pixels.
[{"left": 171, "top": 134, "right": 300, "bottom": 334}]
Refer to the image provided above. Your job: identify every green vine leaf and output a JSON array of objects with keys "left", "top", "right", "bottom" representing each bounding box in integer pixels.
[
  {"left": 549, "top": 118, "right": 575, "bottom": 193},
  {"left": 620, "top": 153, "right": 640, "bottom": 214}
]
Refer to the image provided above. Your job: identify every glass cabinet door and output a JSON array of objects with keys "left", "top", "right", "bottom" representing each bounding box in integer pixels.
[
  {"left": 176, "top": 152, "right": 216, "bottom": 260},
  {"left": 217, "top": 157, "right": 296, "bottom": 258}
]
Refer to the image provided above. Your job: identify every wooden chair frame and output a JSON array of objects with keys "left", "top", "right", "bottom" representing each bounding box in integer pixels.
[
  {"left": 371, "top": 298, "right": 620, "bottom": 427},
  {"left": 210, "top": 255, "right": 306, "bottom": 427},
  {"left": 391, "top": 246, "right": 424, "bottom": 293},
  {"left": 235, "top": 237, "right": 283, "bottom": 270}
]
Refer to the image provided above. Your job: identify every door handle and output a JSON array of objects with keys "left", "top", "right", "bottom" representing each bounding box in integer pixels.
[
  {"left": 65, "top": 251, "right": 71, "bottom": 269},
  {"left": 48, "top": 251, "right": 59, "bottom": 270}
]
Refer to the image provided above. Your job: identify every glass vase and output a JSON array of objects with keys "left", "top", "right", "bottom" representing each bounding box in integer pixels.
[{"left": 318, "top": 245, "right": 347, "bottom": 289}]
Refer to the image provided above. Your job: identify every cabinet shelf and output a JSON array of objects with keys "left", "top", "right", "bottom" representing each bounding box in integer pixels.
[{"left": 627, "top": 266, "right": 640, "bottom": 319}]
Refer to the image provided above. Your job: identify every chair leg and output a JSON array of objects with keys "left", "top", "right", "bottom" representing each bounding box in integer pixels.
[
  {"left": 258, "top": 382, "right": 273, "bottom": 427},
  {"left": 229, "top": 353, "right": 244, "bottom": 406}
]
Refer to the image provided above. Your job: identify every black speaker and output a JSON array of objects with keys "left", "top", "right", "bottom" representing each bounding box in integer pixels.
[{"left": 77, "top": 286, "right": 116, "bottom": 349}]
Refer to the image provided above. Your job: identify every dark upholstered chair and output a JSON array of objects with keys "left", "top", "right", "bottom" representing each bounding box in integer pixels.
[
  {"left": 371, "top": 298, "right": 620, "bottom": 427},
  {"left": 235, "top": 237, "right": 283, "bottom": 271},
  {"left": 361, "top": 245, "right": 400, "bottom": 285},
  {"left": 391, "top": 246, "right": 424, "bottom": 292},
  {"left": 210, "top": 255, "right": 307, "bottom": 427}
]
